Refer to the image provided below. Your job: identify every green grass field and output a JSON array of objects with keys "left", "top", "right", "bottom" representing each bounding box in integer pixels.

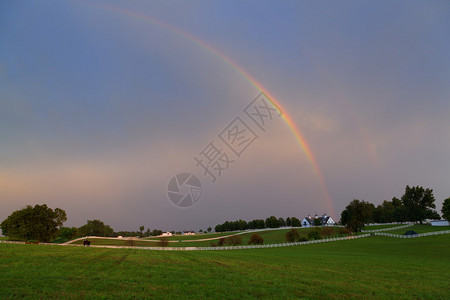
[
  {"left": 384, "top": 224, "right": 450, "bottom": 235},
  {"left": 72, "top": 228, "right": 342, "bottom": 248},
  {"left": 1, "top": 235, "right": 449, "bottom": 298},
  {"left": 144, "top": 231, "right": 240, "bottom": 241},
  {"left": 363, "top": 224, "right": 404, "bottom": 230}
]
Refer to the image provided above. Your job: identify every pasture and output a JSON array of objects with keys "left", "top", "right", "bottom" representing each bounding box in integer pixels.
[
  {"left": 70, "top": 227, "right": 339, "bottom": 247},
  {"left": 1, "top": 235, "right": 449, "bottom": 298},
  {"left": 363, "top": 224, "right": 404, "bottom": 230},
  {"left": 384, "top": 224, "right": 450, "bottom": 235}
]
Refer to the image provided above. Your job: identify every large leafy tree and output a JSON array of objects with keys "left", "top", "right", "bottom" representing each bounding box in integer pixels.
[
  {"left": 442, "top": 198, "right": 450, "bottom": 221},
  {"left": 401, "top": 185, "right": 437, "bottom": 223},
  {"left": 0, "top": 204, "right": 67, "bottom": 242},
  {"left": 78, "top": 219, "right": 114, "bottom": 237},
  {"left": 340, "top": 199, "right": 374, "bottom": 232}
]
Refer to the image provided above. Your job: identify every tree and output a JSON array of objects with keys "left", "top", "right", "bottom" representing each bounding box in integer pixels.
[
  {"left": 55, "top": 227, "right": 78, "bottom": 243},
  {"left": 207, "top": 227, "right": 212, "bottom": 232},
  {"left": 139, "top": 226, "right": 144, "bottom": 237},
  {"left": 152, "top": 229, "right": 163, "bottom": 236},
  {"left": 0, "top": 204, "right": 67, "bottom": 242},
  {"left": 285, "top": 229, "right": 300, "bottom": 243},
  {"left": 78, "top": 220, "right": 114, "bottom": 237},
  {"left": 442, "top": 198, "right": 450, "bottom": 221},
  {"left": 340, "top": 199, "right": 374, "bottom": 232},
  {"left": 313, "top": 218, "right": 322, "bottom": 226},
  {"left": 286, "top": 217, "right": 292, "bottom": 227},
  {"left": 248, "top": 233, "right": 264, "bottom": 245},
  {"left": 392, "top": 197, "right": 408, "bottom": 223},
  {"left": 401, "top": 185, "right": 437, "bottom": 224},
  {"left": 291, "top": 217, "right": 301, "bottom": 227},
  {"left": 265, "top": 216, "right": 280, "bottom": 228}
]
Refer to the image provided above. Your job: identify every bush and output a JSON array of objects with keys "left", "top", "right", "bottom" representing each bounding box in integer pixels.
[
  {"left": 224, "top": 235, "right": 242, "bottom": 246},
  {"left": 285, "top": 229, "right": 300, "bottom": 243},
  {"left": 248, "top": 233, "right": 264, "bottom": 245},
  {"left": 218, "top": 238, "right": 225, "bottom": 246},
  {"left": 308, "top": 228, "right": 321, "bottom": 240},
  {"left": 338, "top": 227, "right": 353, "bottom": 235},
  {"left": 124, "top": 239, "right": 136, "bottom": 247},
  {"left": 158, "top": 237, "right": 169, "bottom": 247},
  {"left": 298, "top": 237, "right": 308, "bottom": 242},
  {"left": 321, "top": 227, "right": 335, "bottom": 238}
]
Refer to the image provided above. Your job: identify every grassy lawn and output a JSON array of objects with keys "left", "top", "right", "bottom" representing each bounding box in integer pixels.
[
  {"left": 0, "top": 235, "right": 448, "bottom": 298},
  {"left": 71, "top": 238, "right": 214, "bottom": 248},
  {"left": 384, "top": 224, "right": 450, "bottom": 235},
  {"left": 144, "top": 231, "right": 240, "bottom": 241},
  {"left": 74, "top": 228, "right": 346, "bottom": 247},
  {"left": 68, "top": 227, "right": 351, "bottom": 248},
  {"left": 364, "top": 224, "right": 405, "bottom": 230}
]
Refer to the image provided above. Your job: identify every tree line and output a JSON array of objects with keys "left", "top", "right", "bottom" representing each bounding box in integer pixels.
[
  {"left": 214, "top": 216, "right": 303, "bottom": 232},
  {"left": 341, "top": 185, "right": 448, "bottom": 232}
]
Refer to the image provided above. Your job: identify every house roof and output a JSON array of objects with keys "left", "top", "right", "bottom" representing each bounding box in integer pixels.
[{"left": 302, "top": 214, "right": 334, "bottom": 225}]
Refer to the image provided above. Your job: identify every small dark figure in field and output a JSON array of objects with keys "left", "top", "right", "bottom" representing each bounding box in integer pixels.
[{"left": 83, "top": 240, "right": 90, "bottom": 247}]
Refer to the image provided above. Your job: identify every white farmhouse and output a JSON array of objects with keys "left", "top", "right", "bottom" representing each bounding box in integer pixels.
[{"left": 301, "top": 214, "right": 335, "bottom": 227}]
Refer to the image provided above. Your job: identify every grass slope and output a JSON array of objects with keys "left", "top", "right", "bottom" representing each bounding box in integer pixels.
[
  {"left": 1, "top": 235, "right": 449, "bottom": 298},
  {"left": 72, "top": 228, "right": 335, "bottom": 247},
  {"left": 384, "top": 224, "right": 450, "bottom": 235},
  {"left": 363, "top": 224, "right": 404, "bottom": 230},
  {"left": 144, "top": 232, "right": 240, "bottom": 241}
]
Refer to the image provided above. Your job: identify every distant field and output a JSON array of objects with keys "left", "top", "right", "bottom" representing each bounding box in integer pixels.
[
  {"left": 72, "top": 227, "right": 345, "bottom": 247},
  {"left": 1, "top": 235, "right": 449, "bottom": 298},
  {"left": 384, "top": 224, "right": 450, "bottom": 235},
  {"left": 364, "top": 224, "right": 404, "bottom": 230},
  {"left": 144, "top": 231, "right": 240, "bottom": 241}
]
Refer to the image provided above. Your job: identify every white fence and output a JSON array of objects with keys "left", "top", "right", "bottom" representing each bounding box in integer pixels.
[
  {"left": 63, "top": 234, "right": 370, "bottom": 251},
  {"left": 374, "top": 230, "right": 450, "bottom": 238},
  {"left": 361, "top": 223, "right": 413, "bottom": 233},
  {"left": 0, "top": 234, "right": 370, "bottom": 251},
  {"left": 2, "top": 230, "right": 449, "bottom": 250}
]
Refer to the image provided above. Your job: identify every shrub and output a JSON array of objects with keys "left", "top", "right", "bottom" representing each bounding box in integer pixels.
[
  {"left": 285, "top": 229, "right": 300, "bottom": 243},
  {"left": 158, "top": 237, "right": 169, "bottom": 247},
  {"left": 298, "top": 237, "right": 308, "bottom": 242},
  {"left": 321, "top": 227, "right": 335, "bottom": 238},
  {"left": 225, "top": 235, "right": 242, "bottom": 246},
  {"left": 338, "top": 227, "right": 353, "bottom": 235},
  {"left": 308, "top": 228, "right": 321, "bottom": 240},
  {"left": 124, "top": 239, "right": 136, "bottom": 247},
  {"left": 218, "top": 238, "right": 225, "bottom": 246},
  {"left": 248, "top": 233, "right": 264, "bottom": 245}
]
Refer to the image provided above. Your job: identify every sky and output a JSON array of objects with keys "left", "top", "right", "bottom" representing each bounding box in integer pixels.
[{"left": 1, "top": 0, "right": 449, "bottom": 232}]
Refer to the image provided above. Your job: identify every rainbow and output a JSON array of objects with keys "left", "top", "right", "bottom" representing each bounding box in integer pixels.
[{"left": 78, "top": 2, "right": 335, "bottom": 217}]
